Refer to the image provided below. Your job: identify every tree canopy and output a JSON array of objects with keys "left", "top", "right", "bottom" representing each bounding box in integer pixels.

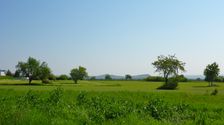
[
  {"left": 204, "top": 62, "right": 220, "bottom": 87},
  {"left": 70, "top": 66, "right": 88, "bottom": 84},
  {"left": 152, "top": 55, "right": 185, "bottom": 85},
  {"left": 16, "top": 57, "right": 52, "bottom": 84}
]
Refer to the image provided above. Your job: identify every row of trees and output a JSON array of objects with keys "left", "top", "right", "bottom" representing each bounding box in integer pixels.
[
  {"left": 15, "top": 57, "right": 88, "bottom": 84},
  {"left": 5, "top": 56, "right": 223, "bottom": 87},
  {"left": 152, "top": 55, "right": 222, "bottom": 89}
]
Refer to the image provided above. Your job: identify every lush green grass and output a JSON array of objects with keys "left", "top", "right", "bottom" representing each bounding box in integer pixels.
[{"left": 0, "top": 80, "right": 223, "bottom": 125}]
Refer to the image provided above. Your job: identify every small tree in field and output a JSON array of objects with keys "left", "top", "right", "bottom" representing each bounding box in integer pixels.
[
  {"left": 125, "top": 74, "right": 132, "bottom": 80},
  {"left": 204, "top": 62, "right": 220, "bottom": 87},
  {"left": 16, "top": 57, "right": 40, "bottom": 85},
  {"left": 39, "top": 62, "right": 52, "bottom": 83},
  {"left": 152, "top": 55, "right": 185, "bottom": 89},
  {"left": 105, "top": 74, "right": 112, "bottom": 80},
  {"left": 70, "top": 66, "right": 88, "bottom": 84}
]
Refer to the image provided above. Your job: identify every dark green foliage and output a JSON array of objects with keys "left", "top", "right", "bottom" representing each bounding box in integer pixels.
[
  {"left": 6, "top": 70, "right": 13, "bottom": 76},
  {"left": 157, "top": 77, "right": 178, "bottom": 90},
  {"left": 14, "top": 70, "right": 21, "bottom": 78},
  {"left": 204, "top": 62, "right": 220, "bottom": 87},
  {"left": 70, "top": 66, "right": 88, "bottom": 84},
  {"left": 39, "top": 62, "right": 51, "bottom": 83},
  {"left": 16, "top": 57, "right": 40, "bottom": 84},
  {"left": 215, "top": 76, "right": 224, "bottom": 82},
  {"left": 16, "top": 57, "right": 52, "bottom": 84},
  {"left": 125, "top": 74, "right": 132, "bottom": 80},
  {"left": 56, "top": 74, "right": 69, "bottom": 80},
  {"left": 105, "top": 74, "right": 112, "bottom": 80},
  {"left": 177, "top": 75, "right": 188, "bottom": 82},
  {"left": 145, "top": 76, "right": 164, "bottom": 82},
  {"left": 48, "top": 74, "right": 56, "bottom": 81},
  {"left": 152, "top": 55, "right": 185, "bottom": 85}
]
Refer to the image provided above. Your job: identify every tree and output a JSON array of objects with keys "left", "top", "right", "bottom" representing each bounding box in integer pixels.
[
  {"left": 152, "top": 55, "right": 185, "bottom": 85},
  {"left": 125, "top": 74, "right": 132, "bottom": 80},
  {"left": 204, "top": 62, "right": 220, "bottom": 87},
  {"left": 70, "top": 66, "right": 88, "bottom": 84},
  {"left": 105, "top": 74, "right": 112, "bottom": 80},
  {"left": 49, "top": 74, "right": 56, "bottom": 81},
  {"left": 16, "top": 57, "right": 40, "bottom": 85},
  {"left": 56, "top": 74, "right": 69, "bottom": 80},
  {"left": 16, "top": 57, "right": 52, "bottom": 84},
  {"left": 14, "top": 70, "right": 21, "bottom": 78},
  {"left": 6, "top": 70, "right": 13, "bottom": 76},
  {"left": 39, "top": 62, "right": 51, "bottom": 83}
]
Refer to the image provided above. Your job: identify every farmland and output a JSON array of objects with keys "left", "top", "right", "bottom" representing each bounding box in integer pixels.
[{"left": 0, "top": 80, "right": 223, "bottom": 125}]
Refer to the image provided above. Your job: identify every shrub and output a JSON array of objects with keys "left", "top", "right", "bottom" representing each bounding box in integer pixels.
[
  {"left": 42, "top": 79, "right": 50, "bottom": 84},
  {"left": 56, "top": 75, "right": 69, "bottom": 80},
  {"left": 157, "top": 77, "right": 178, "bottom": 90},
  {"left": 177, "top": 75, "right": 188, "bottom": 82}
]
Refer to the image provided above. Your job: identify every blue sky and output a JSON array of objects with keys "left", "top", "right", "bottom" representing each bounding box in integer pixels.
[{"left": 1, "top": 0, "right": 224, "bottom": 76}]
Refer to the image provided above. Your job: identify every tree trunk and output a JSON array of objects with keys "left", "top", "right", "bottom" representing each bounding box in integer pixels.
[
  {"left": 75, "top": 80, "right": 77, "bottom": 84},
  {"left": 29, "top": 78, "right": 32, "bottom": 85},
  {"left": 164, "top": 75, "right": 168, "bottom": 85}
]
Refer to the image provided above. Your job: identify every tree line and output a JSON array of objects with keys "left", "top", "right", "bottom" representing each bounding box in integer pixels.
[{"left": 2, "top": 56, "right": 223, "bottom": 88}]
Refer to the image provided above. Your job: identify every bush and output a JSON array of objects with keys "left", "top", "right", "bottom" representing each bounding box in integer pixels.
[
  {"left": 177, "top": 75, "right": 188, "bottom": 82},
  {"left": 157, "top": 77, "right": 178, "bottom": 90},
  {"left": 48, "top": 74, "right": 56, "bottom": 81},
  {"left": 42, "top": 79, "right": 50, "bottom": 84},
  {"left": 56, "top": 75, "right": 69, "bottom": 80}
]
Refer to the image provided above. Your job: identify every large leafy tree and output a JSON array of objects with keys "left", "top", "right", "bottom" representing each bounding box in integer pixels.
[
  {"left": 204, "top": 62, "right": 220, "bottom": 87},
  {"left": 16, "top": 57, "right": 40, "bottom": 84},
  {"left": 39, "top": 62, "right": 52, "bottom": 83},
  {"left": 16, "top": 57, "right": 52, "bottom": 84},
  {"left": 152, "top": 55, "right": 185, "bottom": 85},
  {"left": 70, "top": 66, "right": 88, "bottom": 84},
  {"left": 125, "top": 74, "right": 132, "bottom": 80}
]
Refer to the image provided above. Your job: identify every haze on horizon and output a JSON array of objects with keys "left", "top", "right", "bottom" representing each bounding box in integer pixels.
[{"left": 1, "top": 0, "right": 224, "bottom": 76}]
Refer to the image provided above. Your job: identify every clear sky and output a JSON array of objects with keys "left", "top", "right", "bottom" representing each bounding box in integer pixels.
[{"left": 1, "top": 0, "right": 224, "bottom": 76}]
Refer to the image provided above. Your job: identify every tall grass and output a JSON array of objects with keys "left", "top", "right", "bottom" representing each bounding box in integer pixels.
[{"left": 0, "top": 88, "right": 223, "bottom": 124}]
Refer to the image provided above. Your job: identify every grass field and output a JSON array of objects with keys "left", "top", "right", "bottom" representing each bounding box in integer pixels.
[{"left": 0, "top": 80, "right": 223, "bottom": 125}]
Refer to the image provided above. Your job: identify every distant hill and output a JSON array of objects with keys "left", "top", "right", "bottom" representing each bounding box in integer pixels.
[
  {"left": 132, "top": 74, "right": 150, "bottom": 80},
  {"left": 91, "top": 74, "right": 150, "bottom": 80}
]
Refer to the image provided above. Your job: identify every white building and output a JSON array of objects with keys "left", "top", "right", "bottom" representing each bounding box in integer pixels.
[{"left": 0, "top": 70, "right": 6, "bottom": 76}]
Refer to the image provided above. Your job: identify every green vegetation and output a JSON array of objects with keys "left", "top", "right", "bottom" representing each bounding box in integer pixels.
[
  {"left": 204, "top": 62, "right": 220, "bottom": 87},
  {"left": 105, "top": 74, "right": 112, "bottom": 80},
  {"left": 152, "top": 55, "right": 185, "bottom": 89},
  {"left": 125, "top": 74, "right": 132, "bottom": 80},
  {"left": 16, "top": 57, "right": 52, "bottom": 84},
  {"left": 70, "top": 66, "right": 88, "bottom": 84},
  {"left": 0, "top": 80, "right": 223, "bottom": 124}
]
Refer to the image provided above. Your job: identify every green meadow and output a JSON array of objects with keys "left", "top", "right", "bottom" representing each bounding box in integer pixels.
[{"left": 0, "top": 80, "right": 223, "bottom": 125}]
